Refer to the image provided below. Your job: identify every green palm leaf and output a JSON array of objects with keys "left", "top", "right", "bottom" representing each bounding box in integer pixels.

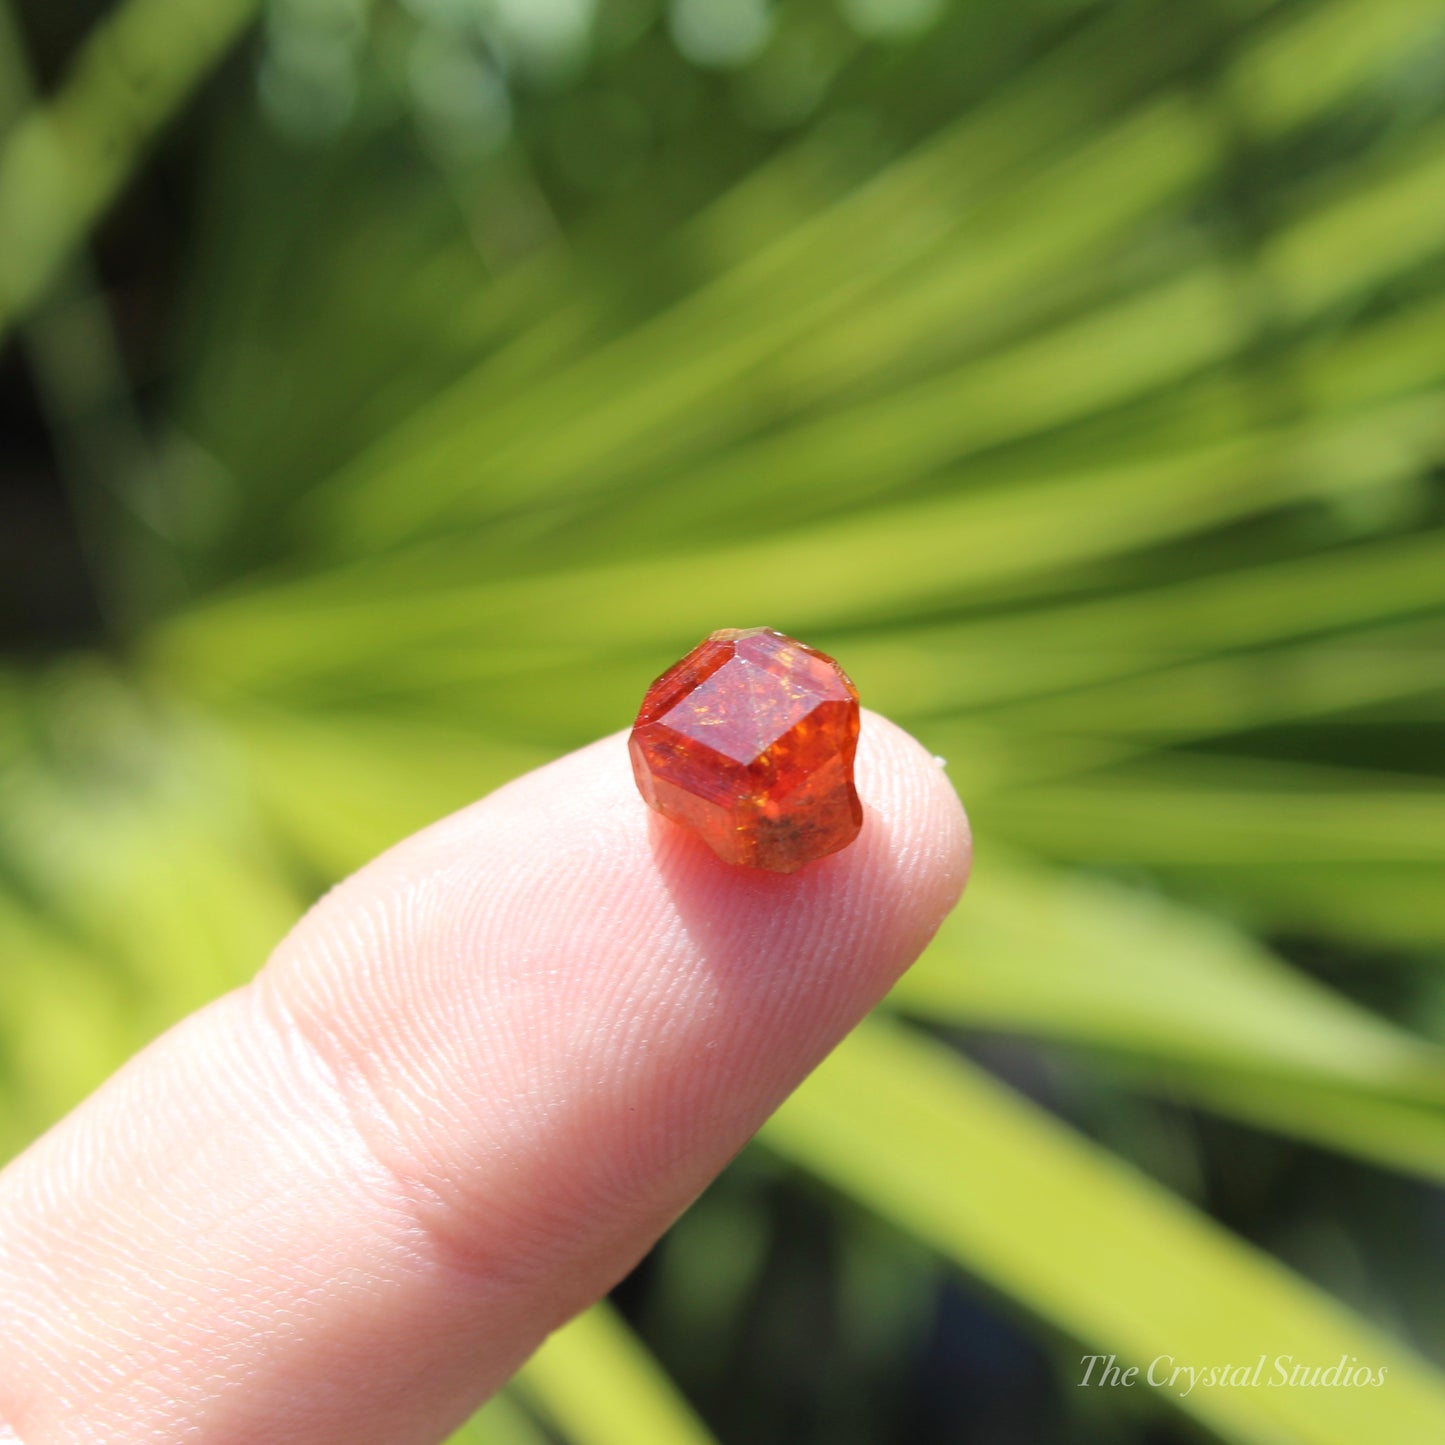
[{"left": 764, "top": 1018, "right": 1445, "bottom": 1445}]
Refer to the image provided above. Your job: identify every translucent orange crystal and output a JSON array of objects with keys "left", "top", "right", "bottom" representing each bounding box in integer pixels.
[{"left": 629, "top": 627, "right": 863, "bottom": 872}]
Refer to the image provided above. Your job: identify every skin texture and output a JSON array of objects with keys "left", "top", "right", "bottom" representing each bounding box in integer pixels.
[{"left": 0, "top": 710, "right": 970, "bottom": 1444}]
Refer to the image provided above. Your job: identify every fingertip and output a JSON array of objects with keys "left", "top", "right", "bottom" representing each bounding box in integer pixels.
[
  {"left": 854, "top": 706, "right": 973, "bottom": 944},
  {"left": 600, "top": 705, "right": 970, "bottom": 1055}
]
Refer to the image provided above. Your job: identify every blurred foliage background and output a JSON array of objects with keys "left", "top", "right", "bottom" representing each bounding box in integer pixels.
[{"left": 3, "top": 0, "right": 1445, "bottom": 1441}]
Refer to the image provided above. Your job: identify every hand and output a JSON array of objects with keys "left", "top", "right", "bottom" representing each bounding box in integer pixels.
[{"left": 0, "top": 714, "right": 969, "bottom": 1444}]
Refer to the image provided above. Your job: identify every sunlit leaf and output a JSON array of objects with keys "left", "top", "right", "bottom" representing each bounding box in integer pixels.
[
  {"left": 515, "top": 1302, "right": 719, "bottom": 1445},
  {"left": 445, "top": 1388, "right": 553, "bottom": 1445},
  {"left": 890, "top": 851, "right": 1445, "bottom": 1179},
  {"left": 0, "top": 0, "right": 260, "bottom": 334},
  {"left": 981, "top": 759, "right": 1445, "bottom": 866},
  {"left": 765, "top": 1018, "right": 1445, "bottom": 1445}
]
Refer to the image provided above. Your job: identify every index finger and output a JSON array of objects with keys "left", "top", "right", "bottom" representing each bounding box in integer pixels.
[{"left": 0, "top": 710, "right": 969, "bottom": 1445}]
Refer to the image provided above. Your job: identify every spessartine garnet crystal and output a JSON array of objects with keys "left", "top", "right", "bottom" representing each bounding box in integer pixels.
[{"left": 629, "top": 627, "right": 863, "bottom": 873}]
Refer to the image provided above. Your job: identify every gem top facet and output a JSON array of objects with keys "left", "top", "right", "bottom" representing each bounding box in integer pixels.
[{"left": 629, "top": 627, "right": 863, "bottom": 872}]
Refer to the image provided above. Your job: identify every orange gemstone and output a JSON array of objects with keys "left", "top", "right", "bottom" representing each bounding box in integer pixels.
[{"left": 629, "top": 627, "right": 863, "bottom": 872}]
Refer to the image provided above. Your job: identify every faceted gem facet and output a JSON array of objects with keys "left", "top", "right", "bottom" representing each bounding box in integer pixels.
[{"left": 629, "top": 627, "right": 863, "bottom": 872}]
